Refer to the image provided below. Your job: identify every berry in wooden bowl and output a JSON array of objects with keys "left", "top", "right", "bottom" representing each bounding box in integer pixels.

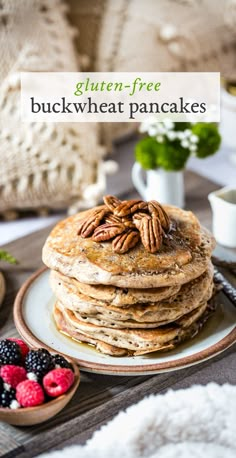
[{"left": 0, "top": 339, "right": 80, "bottom": 426}]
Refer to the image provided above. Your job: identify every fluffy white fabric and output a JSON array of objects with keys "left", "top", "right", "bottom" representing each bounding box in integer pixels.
[{"left": 39, "top": 383, "right": 236, "bottom": 458}]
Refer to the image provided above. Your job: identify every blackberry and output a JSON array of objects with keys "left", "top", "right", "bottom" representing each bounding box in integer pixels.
[
  {"left": 0, "top": 377, "right": 3, "bottom": 395},
  {"left": 52, "top": 354, "right": 73, "bottom": 371},
  {"left": 0, "top": 387, "right": 16, "bottom": 408},
  {"left": 0, "top": 339, "right": 22, "bottom": 366},
  {"left": 25, "top": 349, "right": 54, "bottom": 381}
]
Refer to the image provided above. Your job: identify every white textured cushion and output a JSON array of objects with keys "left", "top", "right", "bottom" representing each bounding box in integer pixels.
[{"left": 39, "top": 383, "right": 236, "bottom": 458}]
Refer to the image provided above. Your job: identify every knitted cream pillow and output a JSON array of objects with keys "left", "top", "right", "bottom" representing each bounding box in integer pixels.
[
  {"left": 68, "top": 0, "right": 236, "bottom": 144},
  {"left": 0, "top": 0, "right": 109, "bottom": 217},
  {"left": 69, "top": 0, "right": 236, "bottom": 75}
]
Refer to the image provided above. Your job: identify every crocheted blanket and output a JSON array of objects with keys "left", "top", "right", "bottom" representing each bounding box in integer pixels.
[{"left": 39, "top": 383, "right": 236, "bottom": 458}]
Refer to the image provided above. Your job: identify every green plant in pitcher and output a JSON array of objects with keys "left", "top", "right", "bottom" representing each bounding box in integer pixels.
[{"left": 135, "top": 119, "right": 221, "bottom": 171}]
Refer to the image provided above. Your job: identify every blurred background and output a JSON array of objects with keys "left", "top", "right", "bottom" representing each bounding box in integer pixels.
[{"left": 0, "top": 0, "right": 236, "bottom": 244}]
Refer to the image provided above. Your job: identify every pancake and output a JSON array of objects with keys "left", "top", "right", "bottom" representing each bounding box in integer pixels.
[
  {"left": 43, "top": 206, "right": 215, "bottom": 288},
  {"left": 50, "top": 264, "right": 214, "bottom": 327},
  {"left": 54, "top": 299, "right": 215, "bottom": 356},
  {"left": 72, "top": 289, "right": 212, "bottom": 328},
  {"left": 50, "top": 271, "right": 181, "bottom": 306},
  {"left": 55, "top": 311, "right": 128, "bottom": 356}
]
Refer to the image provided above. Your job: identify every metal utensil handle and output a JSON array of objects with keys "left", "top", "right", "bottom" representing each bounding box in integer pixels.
[
  {"left": 214, "top": 268, "right": 236, "bottom": 306},
  {"left": 212, "top": 256, "right": 236, "bottom": 275}
]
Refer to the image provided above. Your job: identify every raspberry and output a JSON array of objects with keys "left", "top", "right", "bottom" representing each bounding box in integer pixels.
[
  {"left": 16, "top": 380, "right": 45, "bottom": 407},
  {"left": 0, "top": 340, "right": 22, "bottom": 366},
  {"left": 8, "top": 338, "right": 29, "bottom": 358},
  {"left": 0, "top": 365, "right": 27, "bottom": 389},
  {"left": 52, "top": 354, "right": 73, "bottom": 370},
  {"left": 0, "top": 387, "right": 16, "bottom": 408},
  {"left": 25, "top": 349, "right": 54, "bottom": 381},
  {"left": 43, "top": 368, "right": 74, "bottom": 397}
]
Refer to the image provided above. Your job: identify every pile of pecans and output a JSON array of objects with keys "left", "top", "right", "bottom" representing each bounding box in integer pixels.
[{"left": 77, "top": 195, "right": 171, "bottom": 254}]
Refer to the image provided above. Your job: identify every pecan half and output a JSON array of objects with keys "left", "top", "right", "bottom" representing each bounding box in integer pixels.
[
  {"left": 148, "top": 201, "right": 170, "bottom": 232},
  {"left": 77, "top": 208, "right": 107, "bottom": 238},
  {"left": 122, "top": 217, "right": 136, "bottom": 229},
  {"left": 105, "top": 213, "right": 136, "bottom": 228},
  {"left": 92, "top": 222, "right": 125, "bottom": 242},
  {"left": 132, "top": 211, "right": 151, "bottom": 229},
  {"left": 103, "top": 195, "right": 121, "bottom": 212},
  {"left": 114, "top": 199, "right": 148, "bottom": 217},
  {"left": 112, "top": 230, "right": 140, "bottom": 253},
  {"left": 139, "top": 215, "right": 163, "bottom": 253},
  {"left": 105, "top": 213, "right": 121, "bottom": 224}
]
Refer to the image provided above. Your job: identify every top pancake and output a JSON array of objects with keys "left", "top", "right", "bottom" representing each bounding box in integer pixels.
[{"left": 43, "top": 205, "right": 215, "bottom": 288}]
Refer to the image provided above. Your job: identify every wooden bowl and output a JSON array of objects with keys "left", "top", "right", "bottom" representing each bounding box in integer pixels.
[
  {"left": 0, "top": 271, "right": 6, "bottom": 306},
  {"left": 0, "top": 358, "right": 80, "bottom": 426}
]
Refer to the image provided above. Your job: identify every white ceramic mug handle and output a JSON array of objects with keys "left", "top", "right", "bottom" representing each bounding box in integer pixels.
[{"left": 131, "top": 162, "right": 146, "bottom": 199}]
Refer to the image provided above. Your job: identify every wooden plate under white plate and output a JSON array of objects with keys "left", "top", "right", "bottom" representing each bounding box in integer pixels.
[{"left": 13, "top": 267, "right": 236, "bottom": 376}]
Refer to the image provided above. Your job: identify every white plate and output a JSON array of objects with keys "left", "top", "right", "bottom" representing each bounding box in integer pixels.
[{"left": 14, "top": 268, "right": 236, "bottom": 375}]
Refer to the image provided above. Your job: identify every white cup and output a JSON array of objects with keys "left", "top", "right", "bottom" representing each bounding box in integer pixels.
[{"left": 208, "top": 187, "right": 236, "bottom": 248}]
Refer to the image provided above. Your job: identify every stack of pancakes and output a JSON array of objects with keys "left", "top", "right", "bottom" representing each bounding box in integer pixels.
[{"left": 42, "top": 202, "right": 216, "bottom": 356}]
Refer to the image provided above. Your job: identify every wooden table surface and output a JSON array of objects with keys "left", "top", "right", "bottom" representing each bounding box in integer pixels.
[{"left": 0, "top": 140, "right": 236, "bottom": 458}]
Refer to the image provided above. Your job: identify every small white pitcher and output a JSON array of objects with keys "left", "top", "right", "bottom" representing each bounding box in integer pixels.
[
  {"left": 132, "top": 162, "right": 184, "bottom": 207},
  {"left": 208, "top": 187, "right": 236, "bottom": 248}
]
